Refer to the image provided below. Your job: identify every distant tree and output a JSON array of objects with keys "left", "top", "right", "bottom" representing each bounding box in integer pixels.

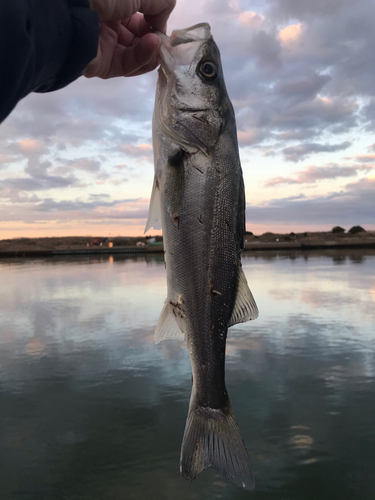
[
  {"left": 332, "top": 226, "right": 345, "bottom": 233},
  {"left": 245, "top": 231, "right": 253, "bottom": 236},
  {"left": 348, "top": 225, "right": 366, "bottom": 234}
]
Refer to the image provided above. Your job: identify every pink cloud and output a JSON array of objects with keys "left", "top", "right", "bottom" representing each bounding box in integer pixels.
[
  {"left": 237, "top": 11, "right": 264, "bottom": 29},
  {"left": 265, "top": 163, "right": 373, "bottom": 186},
  {"left": 119, "top": 143, "right": 153, "bottom": 159}
]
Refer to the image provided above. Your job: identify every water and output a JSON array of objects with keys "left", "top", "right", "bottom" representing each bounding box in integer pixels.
[{"left": 0, "top": 250, "right": 374, "bottom": 500}]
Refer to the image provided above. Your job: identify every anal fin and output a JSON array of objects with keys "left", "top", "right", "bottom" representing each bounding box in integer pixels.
[{"left": 228, "top": 266, "right": 258, "bottom": 327}]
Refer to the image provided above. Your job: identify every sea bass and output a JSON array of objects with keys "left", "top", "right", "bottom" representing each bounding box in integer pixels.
[{"left": 145, "top": 23, "right": 258, "bottom": 490}]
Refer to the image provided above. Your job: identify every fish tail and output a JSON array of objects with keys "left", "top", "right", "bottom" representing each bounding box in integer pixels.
[{"left": 180, "top": 389, "right": 254, "bottom": 491}]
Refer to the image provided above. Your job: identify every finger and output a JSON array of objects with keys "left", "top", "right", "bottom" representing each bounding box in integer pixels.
[
  {"left": 84, "top": 23, "right": 118, "bottom": 78},
  {"left": 118, "top": 22, "right": 136, "bottom": 47},
  {"left": 142, "top": 0, "right": 176, "bottom": 33},
  {"left": 106, "top": 32, "right": 160, "bottom": 78},
  {"left": 91, "top": 0, "right": 176, "bottom": 28},
  {"left": 122, "top": 13, "right": 152, "bottom": 39},
  {"left": 104, "top": 20, "right": 121, "bottom": 35}
]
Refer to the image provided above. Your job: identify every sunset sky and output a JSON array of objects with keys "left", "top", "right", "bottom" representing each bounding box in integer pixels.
[{"left": 1, "top": 0, "right": 374, "bottom": 239}]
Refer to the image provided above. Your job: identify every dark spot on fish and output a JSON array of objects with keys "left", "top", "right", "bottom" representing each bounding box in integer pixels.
[
  {"left": 170, "top": 299, "right": 186, "bottom": 319},
  {"left": 172, "top": 214, "right": 180, "bottom": 229},
  {"left": 192, "top": 114, "right": 208, "bottom": 124},
  {"left": 168, "top": 149, "right": 185, "bottom": 167},
  {"left": 225, "top": 220, "right": 231, "bottom": 230},
  {"left": 209, "top": 280, "right": 222, "bottom": 297},
  {"left": 192, "top": 164, "right": 204, "bottom": 174},
  {"left": 215, "top": 167, "right": 221, "bottom": 173},
  {"left": 155, "top": 178, "right": 160, "bottom": 189},
  {"left": 197, "top": 215, "right": 203, "bottom": 224}
]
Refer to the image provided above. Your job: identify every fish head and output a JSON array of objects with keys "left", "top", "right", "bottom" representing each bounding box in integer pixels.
[{"left": 154, "top": 23, "right": 234, "bottom": 155}]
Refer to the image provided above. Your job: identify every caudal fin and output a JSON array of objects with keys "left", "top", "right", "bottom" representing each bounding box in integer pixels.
[{"left": 180, "top": 391, "right": 254, "bottom": 491}]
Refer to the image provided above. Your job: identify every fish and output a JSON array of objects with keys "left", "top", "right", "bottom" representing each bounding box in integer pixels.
[{"left": 145, "top": 23, "right": 259, "bottom": 491}]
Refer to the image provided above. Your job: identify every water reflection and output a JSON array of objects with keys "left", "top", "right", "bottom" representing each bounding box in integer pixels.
[{"left": 0, "top": 250, "right": 375, "bottom": 500}]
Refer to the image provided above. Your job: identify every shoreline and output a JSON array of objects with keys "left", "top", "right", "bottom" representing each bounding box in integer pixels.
[{"left": 1, "top": 238, "right": 375, "bottom": 259}]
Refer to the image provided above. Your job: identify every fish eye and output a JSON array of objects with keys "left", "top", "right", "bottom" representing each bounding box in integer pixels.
[{"left": 199, "top": 61, "right": 217, "bottom": 80}]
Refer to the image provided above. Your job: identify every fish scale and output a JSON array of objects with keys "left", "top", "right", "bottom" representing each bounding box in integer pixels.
[{"left": 145, "top": 23, "right": 259, "bottom": 490}]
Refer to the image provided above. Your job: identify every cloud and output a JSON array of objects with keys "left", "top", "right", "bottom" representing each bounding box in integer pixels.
[
  {"left": 0, "top": 148, "right": 83, "bottom": 193},
  {"left": 0, "top": 154, "right": 18, "bottom": 165},
  {"left": 237, "top": 129, "right": 265, "bottom": 146},
  {"left": 273, "top": 73, "right": 331, "bottom": 106},
  {"left": 113, "top": 164, "right": 130, "bottom": 170},
  {"left": 272, "top": 97, "right": 358, "bottom": 130},
  {"left": 14, "top": 139, "right": 46, "bottom": 155},
  {"left": 247, "top": 177, "right": 375, "bottom": 225},
  {"left": 109, "top": 179, "right": 128, "bottom": 186},
  {"left": 0, "top": 185, "right": 41, "bottom": 203},
  {"left": 282, "top": 141, "right": 352, "bottom": 161},
  {"left": 1, "top": 0, "right": 375, "bottom": 234},
  {"left": 118, "top": 143, "right": 153, "bottom": 160},
  {"left": 35, "top": 197, "right": 141, "bottom": 213},
  {"left": 349, "top": 155, "right": 375, "bottom": 163},
  {"left": 51, "top": 157, "right": 102, "bottom": 176},
  {"left": 213, "top": 0, "right": 372, "bottom": 155},
  {"left": 278, "top": 23, "right": 304, "bottom": 48},
  {"left": 0, "top": 196, "right": 150, "bottom": 226},
  {"left": 237, "top": 11, "right": 265, "bottom": 29},
  {"left": 275, "top": 129, "right": 319, "bottom": 141},
  {"left": 66, "top": 158, "right": 102, "bottom": 173},
  {"left": 1, "top": 174, "right": 79, "bottom": 192},
  {"left": 265, "top": 163, "right": 373, "bottom": 186},
  {"left": 267, "top": 0, "right": 356, "bottom": 21},
  {"left": 250, "top": 30, "right": 282, "bottom": 68}
]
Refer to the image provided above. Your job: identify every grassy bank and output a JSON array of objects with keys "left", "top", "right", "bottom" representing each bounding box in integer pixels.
[{"left": 1, "top": 230, "right": 374, "bottom": 253}]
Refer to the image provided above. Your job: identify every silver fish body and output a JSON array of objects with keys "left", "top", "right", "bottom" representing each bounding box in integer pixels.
[{"left": 145, "top": 23, "right": 258, "bottom": 491}]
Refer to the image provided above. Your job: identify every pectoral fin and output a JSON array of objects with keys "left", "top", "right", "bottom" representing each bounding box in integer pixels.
[
  {"left": 144, "top": 176, "right": 162, "bottom": 233},
  {"left": 154, "top": 301, "right": 186, "bottom": 344},
  {"left": 228, "top": 266, "right": 258, "bottom": 327}
]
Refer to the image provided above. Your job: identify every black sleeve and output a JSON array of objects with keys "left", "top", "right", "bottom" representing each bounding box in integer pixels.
[{"left": 0, "top": 0, "right": 99, "bottom": 123}]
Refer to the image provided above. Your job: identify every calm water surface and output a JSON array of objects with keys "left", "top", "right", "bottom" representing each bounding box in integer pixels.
[{"left": 0, "top": 250, "right": 375, "bottom": 500}]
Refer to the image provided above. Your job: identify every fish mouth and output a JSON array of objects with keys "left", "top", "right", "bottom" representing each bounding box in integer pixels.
[{"left": 156, "top": 23, "right": 212, "bottom": 73}]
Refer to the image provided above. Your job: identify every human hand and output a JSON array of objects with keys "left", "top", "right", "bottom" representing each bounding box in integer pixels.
[{"left": 84, "top": 0, "right": 176, "bottom": 79}]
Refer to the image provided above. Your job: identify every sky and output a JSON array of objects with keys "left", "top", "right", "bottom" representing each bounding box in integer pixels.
[{"left": 1, "top": 0, "right": 374, "bottom": 239}]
